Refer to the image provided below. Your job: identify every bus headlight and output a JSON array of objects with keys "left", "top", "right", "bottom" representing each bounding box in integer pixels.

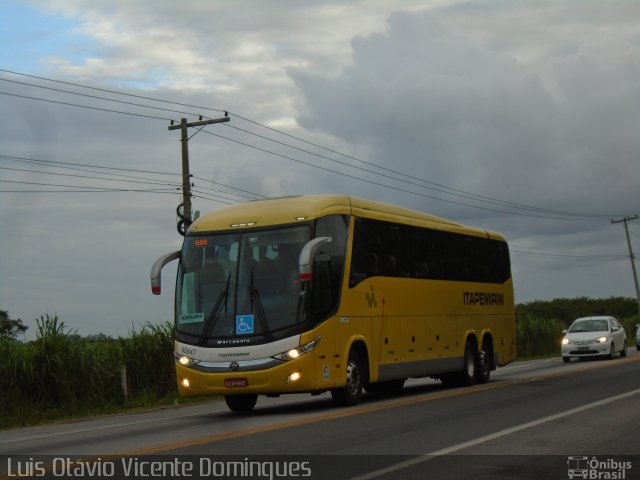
[
  {"left": 175, "top": 353, "right": 199, "bottom": 367},
  {"left": 273, "top": 337, "right": 321, "bottom": 361}
]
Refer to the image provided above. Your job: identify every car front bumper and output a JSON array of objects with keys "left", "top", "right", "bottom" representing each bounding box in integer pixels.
[{"left": 561, "top": 340, "right": 611, "bottom": 358}]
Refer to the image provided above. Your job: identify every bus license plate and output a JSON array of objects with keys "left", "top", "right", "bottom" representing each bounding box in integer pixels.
[{"left": 225, "top": 378, "right": 248, "bottom": 388}]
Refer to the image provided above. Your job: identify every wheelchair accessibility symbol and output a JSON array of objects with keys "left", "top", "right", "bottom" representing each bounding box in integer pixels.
[{"left": 236, "top": 315, "right": 255, "bottom": 335}]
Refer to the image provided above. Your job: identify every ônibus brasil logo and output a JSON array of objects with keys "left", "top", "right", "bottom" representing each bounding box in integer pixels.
[{"left": 567, "top": 456, "right": 632, "bottom": 480}]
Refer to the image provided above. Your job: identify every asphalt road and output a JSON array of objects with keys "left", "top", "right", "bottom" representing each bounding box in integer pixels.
[{"left": 2, "top": 351, "right": 639, "bottom": 480}]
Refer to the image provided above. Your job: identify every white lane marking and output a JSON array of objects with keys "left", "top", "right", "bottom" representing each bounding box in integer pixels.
[
  {"left": 350, "top": 387, "right": 640, "bottom": 480},
  {"left": 495, "top": 358, "right": 556, "bottom": 372},
  {"left": 0, "top": 408, "right": 216, "bottom": 445}
]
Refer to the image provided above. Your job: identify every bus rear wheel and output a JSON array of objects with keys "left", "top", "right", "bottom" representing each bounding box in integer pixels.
[
  {"left": 460, "top": 340, "right": 478, "bottom": 386},
  {"left": 225, "top": 394, "right": 258, "bottom": 413},
  {"left": 442, "top": 339, "right": 478, "bottom": 388},
  {"left": 331, "top": 351, "right": 364, "bottom": 406},
  {"left": 476, "top": 338, "right": 493, "bottom": 384}
]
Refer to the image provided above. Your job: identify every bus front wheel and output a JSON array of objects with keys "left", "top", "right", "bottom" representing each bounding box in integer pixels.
[
  {"left": 331, "top": 351, "right": 364, "bottom": 406},
  {"left": 225, "top": 394, "right": 258, "bottom": 413}
]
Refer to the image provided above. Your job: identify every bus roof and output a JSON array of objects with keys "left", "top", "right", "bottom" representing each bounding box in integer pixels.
[{"left": 188, "top": 195, "right": 505, "bottom": 241}]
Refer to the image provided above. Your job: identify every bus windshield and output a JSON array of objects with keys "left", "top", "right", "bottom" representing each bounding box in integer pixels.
[{"left": 176, "top": 225, "right": 311, "bottom": 344}]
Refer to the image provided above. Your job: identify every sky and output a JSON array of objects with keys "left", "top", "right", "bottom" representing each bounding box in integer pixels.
[{"left": 1, "top": 0, "right": 639, "bottom": 339}]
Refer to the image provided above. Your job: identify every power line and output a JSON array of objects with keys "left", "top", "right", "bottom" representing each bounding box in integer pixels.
[
  {"left": 223, "top": 123, "right": 615, "bottom": 219},
  {"left": 0, "top": 154, "right": 259, "bottom": 204},
  {"left": 0, "top": 154, "right": 179, "bottom": 176},
  {"left": 0, "top": 189, "right": 180, "bottom": 194},
  {"left": 0, "top": 68, "right": 227, "bottom": 115},
  {"left": 510, "top": 248, "right": 626, "bottom": 260},
  {"left": 1, "top": 69, "right": 628, "bottom": 221},
  {"left": 0, "top": 166, "right": 181, "bottom": 189},
  {"left": 1, "top": 161, "right": 177, "bottom": 186},
  {"left": 0, "top": 91, "right": 170, "bottom": 121},
  {"left": 3, "top": 72, "right": 615, "bottom": 219},
  {"left": 200, "top": 128, "right": 602, "bottom": 221},
  {"left": 0, "top": 179, "right": 180, "bottom": 193},
  {"left": 0, "top": 77, "right": 201, "bottom": 121},
  {"left": 192, "top": 175, "right": 266, "bottom": 199},
  {"left": 190, "top": 189, "right": 236, "bottom": 205}
]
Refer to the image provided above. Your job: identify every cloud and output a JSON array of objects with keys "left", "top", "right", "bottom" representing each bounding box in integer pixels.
[
  {"left": 2, "top": 1, "right": 639, "bottom": 337},
  {"left": 292, "top": 9, "right": 640, "bottom": 221}
]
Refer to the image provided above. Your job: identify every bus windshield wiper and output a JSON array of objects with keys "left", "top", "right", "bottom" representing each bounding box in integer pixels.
[
  {"left": 250, "top": 266, "right": 273, "bottom": 341},
  {"left": 198, "top": 272, "right": 231, "bottom": 346}
]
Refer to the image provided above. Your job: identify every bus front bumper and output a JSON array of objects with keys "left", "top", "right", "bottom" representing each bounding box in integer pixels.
[{"left": 176, "top": 352, "right": 320, "bottom": 397}]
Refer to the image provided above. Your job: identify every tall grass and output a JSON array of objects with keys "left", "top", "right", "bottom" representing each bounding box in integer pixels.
[
  {"left": 0, "top": 315, "right": 175, "bottom": 428},
  {"left": 516, "top": 314, "right": 565, "bottom": 357},
  {"left": 121, "top": 322, "right": 176, "bottom": 398}
]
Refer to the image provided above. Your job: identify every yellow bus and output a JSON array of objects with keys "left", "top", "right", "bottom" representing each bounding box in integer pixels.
[{"left": 151, "top": 195, "right": 515, "bottom": 412}]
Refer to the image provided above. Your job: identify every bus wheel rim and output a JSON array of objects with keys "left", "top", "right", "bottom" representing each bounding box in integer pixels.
[{"left": 346, "top": 361, "right": 361, "bottom": 395}]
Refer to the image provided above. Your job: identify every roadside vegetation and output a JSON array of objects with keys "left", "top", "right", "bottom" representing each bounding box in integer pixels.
[
  {"left": 0, "top": 313, "right": 178, "bottom": 429},
  {"left": 1, "top": 297, "right": 638, "bottom": 429},
  {"left": 516, "top": 297, "right": 639, "bottom": 357}
]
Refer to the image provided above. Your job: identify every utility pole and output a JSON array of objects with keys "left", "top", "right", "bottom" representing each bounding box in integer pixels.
[
  {"left": 611, "top": 215, "right": 640, "bottom": 313},
  {"left": 168, "top": 115, "right": 230, "bottom": 235}
]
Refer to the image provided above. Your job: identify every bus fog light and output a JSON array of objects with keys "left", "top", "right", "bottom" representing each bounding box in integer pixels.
[
  {"left": 287, "top": 372, "right": 301, "bottom": 384},
  {"left": 182, "top": 378, "right": 191, "bottom": 388}
]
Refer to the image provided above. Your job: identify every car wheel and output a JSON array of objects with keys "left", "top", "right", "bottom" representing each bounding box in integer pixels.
[
  {"left": 608, "top": 343, "right": 615, "bottom": 360},
  {"left": 562, "top": 357, "right": 570, "bottom": 363},
  {"left": 620, "top": 342, "right": 627, "bottom": 357}
]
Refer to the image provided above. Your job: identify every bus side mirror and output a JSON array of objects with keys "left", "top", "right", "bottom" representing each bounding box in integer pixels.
[
  {"left": 299, "top": 237, "right": 332, "bottom": 279},
  {"left": 150, "top": 250, "right": 180, "bottom": 295}
]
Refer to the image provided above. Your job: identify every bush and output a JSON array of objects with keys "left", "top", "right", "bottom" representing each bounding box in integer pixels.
[
  {"left": 620, "top": 314, "right": 639, "bottom": 345},
  {"left": 0, "top": 315, "right": 175, "bottom": 428},
  {"left": 516, "top": 314, "right": 564, "bottom": 357},
  {"left": 121, "top": 322, "right": 176, "bottom": 399}
]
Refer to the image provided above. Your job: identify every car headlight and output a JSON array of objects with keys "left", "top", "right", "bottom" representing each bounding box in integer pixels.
[
  {"left": 597, "top": 336, "right": 608, "bottom": 343},
  {"left": 562, "top": 338, "right": 569, "bottom": 345},
  {"left": 273, "top": 337, "right": 321, "bottom": 361}
]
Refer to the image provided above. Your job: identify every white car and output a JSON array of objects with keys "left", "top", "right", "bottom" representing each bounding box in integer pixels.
[{"left": 561, "top": 316, "right": 627, "bottom": 363}]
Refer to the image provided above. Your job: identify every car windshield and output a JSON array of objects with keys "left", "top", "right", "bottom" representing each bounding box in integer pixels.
[
  {"left": 175, "top": 225, "right": 311, "bottom": 343},
  {"left": 568, "top": 319, "right": 609, "bottom": 333}
]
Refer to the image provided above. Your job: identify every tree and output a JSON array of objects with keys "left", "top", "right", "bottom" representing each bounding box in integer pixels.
[{"left": 0, "top": 310, "right": 28, "bottom": 339}]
